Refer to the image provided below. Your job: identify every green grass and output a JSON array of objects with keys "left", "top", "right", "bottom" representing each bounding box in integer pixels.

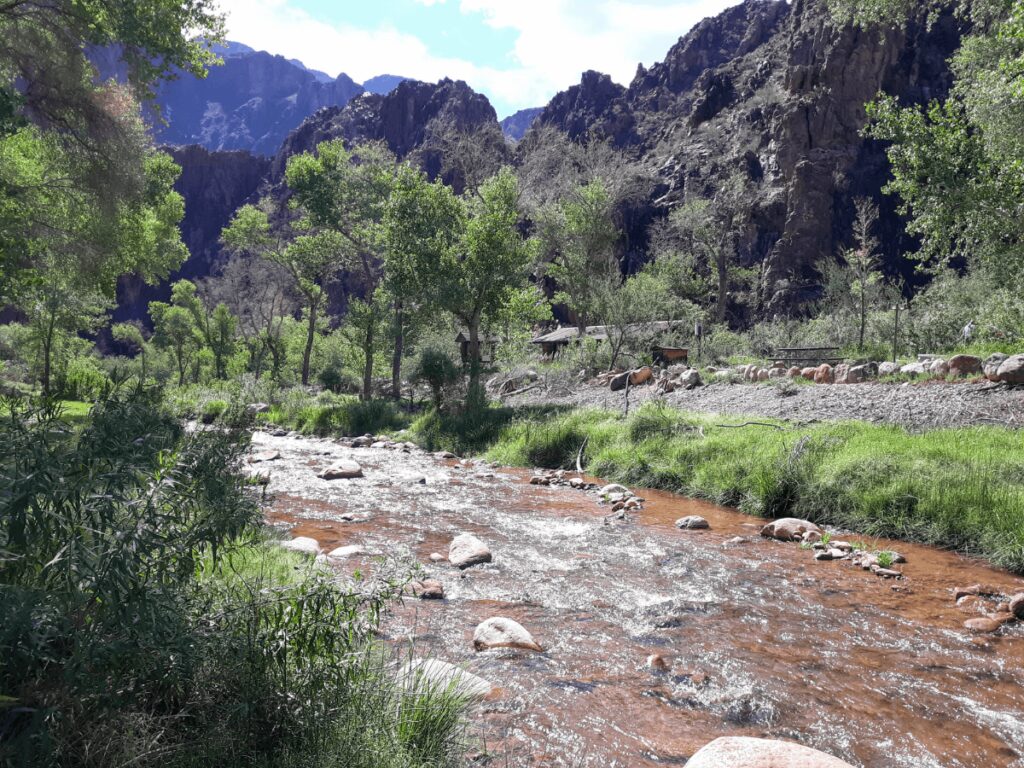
[
  {"left": 262, "top": 396, "right": 412, "bottom": 437},
  {"left": 485, "top": 402, "right": 1024, "bottom": 572}
]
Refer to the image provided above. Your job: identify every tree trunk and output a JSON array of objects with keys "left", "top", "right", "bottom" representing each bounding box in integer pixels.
[
  {"left": 176, "top": 347, "right": 186, "bottom": 387},
  {"left": 391, "top": 301, "right": 403, "bottom": 400},
  {"left": 40, "top": 310, "right": 56, "bottom": 398},
  {"left": 362, "top": 319, "right": 375, "bottom": 401},
  {"left": 467, "top": 319, "right": 482, "bottom": 390},
  {"left": 715, "top": 249, "right": 728, "bottom": 324},
  {"left": 301, "top": 299, "right": 317, "bottom": 386},
  {"left": 858, "top": 287, "right": 867, "bottom": 351}
]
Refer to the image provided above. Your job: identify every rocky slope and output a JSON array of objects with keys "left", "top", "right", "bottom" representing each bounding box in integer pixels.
[
  {"left": 524, "top": 0, "right": 963, "bottom": 314},
  {"left": 500, "top": 107, "right": 543, "bottom": 140}
]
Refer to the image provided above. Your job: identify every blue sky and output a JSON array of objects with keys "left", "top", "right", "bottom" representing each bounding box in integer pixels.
[{"left": 217, "top": 0, "right": 738, "bottom": 118}]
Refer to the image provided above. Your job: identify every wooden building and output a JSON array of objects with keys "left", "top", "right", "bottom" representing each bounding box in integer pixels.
[{"left": 455, "top": 331, "right": 501, "bottom": 365}]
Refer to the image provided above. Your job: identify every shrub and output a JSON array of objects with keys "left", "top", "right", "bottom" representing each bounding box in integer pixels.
[
  {"left": 54, "top": 355, "right": 111, "bottom": 401},
  {"left": 413, "top": 348, "right": 461, "bottom": 408},
  {"left": 0, "top": 391, "right": 470, "bottom": 767}
]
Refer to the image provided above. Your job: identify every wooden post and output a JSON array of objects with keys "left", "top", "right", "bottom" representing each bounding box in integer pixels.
[{"left": 892, "top": 302, "right": 900, "bottom": 363}]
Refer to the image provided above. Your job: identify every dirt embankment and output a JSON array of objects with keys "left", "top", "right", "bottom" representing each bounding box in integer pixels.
[{"left": 503, "top": 378, "right": 1024, "bottom": 431}]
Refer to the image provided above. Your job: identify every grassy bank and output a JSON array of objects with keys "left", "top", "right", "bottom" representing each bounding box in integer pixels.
[{"left": 486, "top": 403, "right": 1024, "bottom": 573}]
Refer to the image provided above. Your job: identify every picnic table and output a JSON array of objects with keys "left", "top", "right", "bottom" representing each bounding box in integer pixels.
[{"left": 773, "top": 347, "right": 843, "bottom": 365}]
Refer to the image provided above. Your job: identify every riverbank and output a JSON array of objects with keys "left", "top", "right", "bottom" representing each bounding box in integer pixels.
[{"left": 483, "top": 403, "right": 1024, "bottom": 573}]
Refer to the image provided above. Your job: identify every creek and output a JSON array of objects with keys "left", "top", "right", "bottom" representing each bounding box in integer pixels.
[{"left": 254, "top": 430, "right": 1024, "bottom": 767}]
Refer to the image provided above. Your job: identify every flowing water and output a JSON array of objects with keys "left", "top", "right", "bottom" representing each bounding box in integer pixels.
[{"left": 253, "top": 430, "right": 1024, "bottom": 767}]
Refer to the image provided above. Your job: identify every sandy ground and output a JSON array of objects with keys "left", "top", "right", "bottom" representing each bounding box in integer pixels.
[{"left": 502, "top": 377, "right": 1024, "bottom": 431}]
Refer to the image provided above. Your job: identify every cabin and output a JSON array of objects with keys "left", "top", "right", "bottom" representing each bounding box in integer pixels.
[
  {"left": 530, "top": 321, "right": 686, "bottom": 360},
  {"left": 455, "top": 331, "right": 501, "bottom": 366}
]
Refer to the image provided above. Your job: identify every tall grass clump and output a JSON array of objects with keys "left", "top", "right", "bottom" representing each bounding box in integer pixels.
[
  {"left": 486, "top": 402, "right": 1024, "bottom": 572},
  {"left": 0, "top": 390, "right": 470, "bottom": 767}
]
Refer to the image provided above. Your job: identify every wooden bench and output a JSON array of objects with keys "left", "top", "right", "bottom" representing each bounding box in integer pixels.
[{"left": 773, "top": 347, "right": 842, "bottom": 366}]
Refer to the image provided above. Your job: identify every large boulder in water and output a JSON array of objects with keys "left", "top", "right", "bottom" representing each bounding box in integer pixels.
[
  {"left": 318, "top": 459, "right": 363, "bottom": 480},
  {"left": 760, "top": 518, "right": 822, "bottom": 542},
  {"left": 686, "top": 737, "right": 854, "bottom": 767},
  {"left": 448, "top": 533, "right": 492, "bottom": 569},
  {"left": 473, "top": 617, "right": 543, "bottom": 652}
]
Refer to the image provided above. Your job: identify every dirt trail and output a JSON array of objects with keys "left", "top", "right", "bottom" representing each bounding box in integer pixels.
[
  {"left": 255, "top": 430, "right": 1024, "bottom": 767},
  {"left": 504, "top": 378, "right": 1024, "bottom": 430}
]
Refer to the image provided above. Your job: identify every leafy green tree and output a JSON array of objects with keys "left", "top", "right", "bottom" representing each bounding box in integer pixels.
[
  {"left": 425, "top": 168, "right": 536, "bottom": 390},
  {"left": 540, "top": 179, "right": 620, "bottom": 335},
  {"left": 111, "top": 322, "right": 149, "bottom": 380},
  {"left": 285, "top": 140, "right": 399, "bottom": 397},
  {"left": 380, "top": 165, "right": 465, "bottom": 398},
  {"left": 149, "top": 301, "right": 198, "bottom": 387},
  {"left": 166, "top": 280, "right": 237, "bottom": 380},
  {"left": 831, "top": 0, "right": 1024, "bottom": 281},
  {"left": 16, "top": 253, "right": 110, "bottom": 397},
  {"left": 222, "top": 205, "right": 341, "bottom": 386},
  {"left": 670, "top": 177, "right": 753, "bottom": 324},
  {"left": 0, "top": 0, "right": 220, "bottom": 300}
]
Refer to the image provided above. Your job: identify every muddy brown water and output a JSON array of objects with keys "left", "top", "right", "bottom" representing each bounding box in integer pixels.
[{"left": 253, "top": 431, "right": 1024, "bottom": 767}]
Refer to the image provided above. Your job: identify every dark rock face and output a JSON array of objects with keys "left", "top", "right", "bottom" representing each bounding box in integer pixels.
[
  {"left": 155, "top": 51, "right": 365, "bottom": 155},
  {"left": 500, "top": 107, "right": 543, "bottom": 140},
  {"left": 525, "top": 0, "right": 962, "bottom": 315},
  {"left": 270, "top": 78, "right": 507, "bottom": 183},
  {"left": 114, "top": 146, "right": 270, "bottom": 322}
]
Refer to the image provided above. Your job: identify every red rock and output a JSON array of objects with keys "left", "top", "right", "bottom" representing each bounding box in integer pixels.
[
  {"left": 947, "top": 354, "right": 982, "bottom": 377},
  {"left": 411, "top": 579, "right": 445, "bottom": 599},
  {"left": 964, "top": 615, "right": 1013, "bottom": 633},
  {"left": 813, "top": 364, "right": 834, "bottom": 384},
  {"left": 1009, "top": 592, "right": 1024, "bottom": 619},
  {"left": 646, "top": 653, "right": 668, "bottom": 672},
  {"left": 760, "top": 518, "right": 822, "bottom": 541}
]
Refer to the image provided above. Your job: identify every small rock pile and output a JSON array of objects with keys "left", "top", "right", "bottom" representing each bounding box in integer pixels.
[
  {"left": 760, "top": 518, "right": 907, "bottom": 580},
  {"left": 529, "top": 469, "right": 598, "bottom": 491},
  {"left": 597, "top": 364, "right": 703, "bottom": 392},
  {"left": 954, "top": 584, "right": 1024, "bottom": 634}
]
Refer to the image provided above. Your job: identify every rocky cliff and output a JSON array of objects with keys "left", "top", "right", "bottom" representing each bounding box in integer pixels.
[
  {"left": 525, "top": 0, "right": 962, "bottom": 314},
  {"left": 500, "top": 107, "right": 543, "bottom": 141}
]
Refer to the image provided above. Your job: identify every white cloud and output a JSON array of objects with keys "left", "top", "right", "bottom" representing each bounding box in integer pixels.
[{"left": 214, "top": 0, "right": 738, "bottom": 116}]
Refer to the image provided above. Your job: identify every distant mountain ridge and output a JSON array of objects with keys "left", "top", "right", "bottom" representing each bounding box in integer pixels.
[
  {"left": 500, "top": 107, "right": 543, "bottom": 140},
  {"left": 98, "top": 42, "right": 412, "bottom": 156}
]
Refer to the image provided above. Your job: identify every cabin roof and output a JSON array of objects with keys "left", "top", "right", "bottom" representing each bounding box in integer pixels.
[{"left": 530, "top": 321, "right": 683, "bottom": 345}]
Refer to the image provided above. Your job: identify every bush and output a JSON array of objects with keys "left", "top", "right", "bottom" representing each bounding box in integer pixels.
[
  {"left": 0, "top": 391, "right": 470, "bottom": 767},
  {"left": 54, "top": 355, "right": 111, "bottom": 401},
  {"left": 413, "top": 348, "right": 460, "bottom": 408}
]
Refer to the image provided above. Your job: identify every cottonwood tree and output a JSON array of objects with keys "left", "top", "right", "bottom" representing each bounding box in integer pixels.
[
  {"left": 0, "top": 1, "right": 218, "bottom": 300},
  {"left": 540, "top": 178, "right": 621, "bottom": 335},
  {"left": 111, "top": 322, "right": 149, "bottom": 380},
  {"left": 15, "top": 252, "right": 110, "bottom": 396},
  {"left": 149, "top": 300, "right": 198, "bottom": 387},
  {"left": 222, "top": 205, "right": 340, "bottom": 386},
  {"left": 418, "top": 168, "right": 536, "bottom": 391},
  {"left": 203, "top": 255, "right": 297, "bottom": 379},
  {"left": 285, "top": 140, "right": 398, "bottom": 398},
  {"left": 379, "top": 165, "right": 465, "bottom": 398},
  {"left": 168, "top": 280, "right": 237, "bottom": 380},
  {"left": 669, "top": 177, "right": 753, "bottom": 324},
  {"left": 830, "top": 0, "right": 1024, "bottom": 282}
]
